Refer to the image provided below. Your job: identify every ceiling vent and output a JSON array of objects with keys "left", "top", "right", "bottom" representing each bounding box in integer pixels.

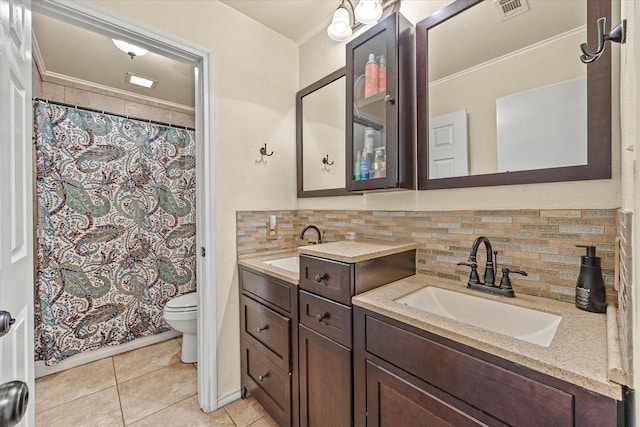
[{"left": 494, "top": 0, "right": 530, "bottom": 21}]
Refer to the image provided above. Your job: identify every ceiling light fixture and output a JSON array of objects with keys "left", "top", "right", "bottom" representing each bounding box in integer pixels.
[
  {"left": 125, "top": 72, "right": 157, "bottom": 89},
  {"left": 354, "top": 0, "right": 383, "bottom": 25},
  {"left": 112, "top": 39, "right": 149, "bottom": 60},
  {"left": 327, "top": 0, "right": 399, "bottom": 42}
]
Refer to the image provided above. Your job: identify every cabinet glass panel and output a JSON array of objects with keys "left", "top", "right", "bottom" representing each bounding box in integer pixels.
[{"left": 352, "top": 31, "right": 387, "bottom": 182}]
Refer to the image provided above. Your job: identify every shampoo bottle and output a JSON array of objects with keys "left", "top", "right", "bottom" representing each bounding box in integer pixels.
[
  {"left": 364, "top": 53, "right": 379, "bottom": 98},
  {"left": 360, "top": 149, "right": 370, "bottom": 179},
  {"left": 575, "top": 245, "right": 606, "bottom": 313}
]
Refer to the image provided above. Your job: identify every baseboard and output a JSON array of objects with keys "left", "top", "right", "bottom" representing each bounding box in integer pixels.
[
  {"left": 217, "top": 388, "right": 242, "bottom": 408},
  {"left": 35, "top": 330, "right": 181, "bottom": 378}
]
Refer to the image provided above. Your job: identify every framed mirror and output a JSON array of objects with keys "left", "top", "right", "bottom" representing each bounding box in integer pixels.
[
  {"left": 297, "top": 67, "right": 354, "bottom": 198},
  {"left": 416, "top": 0, "right": 611, "bottom": 190}
]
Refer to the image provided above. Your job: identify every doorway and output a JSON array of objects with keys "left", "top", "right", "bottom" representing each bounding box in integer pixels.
[{"left": 30, "top": 0, "right": 217, "bottom": 413}]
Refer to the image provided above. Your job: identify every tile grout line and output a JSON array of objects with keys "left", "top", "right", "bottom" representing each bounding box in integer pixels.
[
  {"left": 126, "top": 392, "right": 199, "bottom": 426},
  {"left": 112, "top": 356, "right": 126, "bottom": 427}
]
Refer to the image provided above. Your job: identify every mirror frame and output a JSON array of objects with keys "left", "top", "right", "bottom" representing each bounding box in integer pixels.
[
  {"left": 416, "top": 0, "right": 612, "bottom": 190},
  {"left": 297, "top": 67, "right": 353, "bottom": 198}
]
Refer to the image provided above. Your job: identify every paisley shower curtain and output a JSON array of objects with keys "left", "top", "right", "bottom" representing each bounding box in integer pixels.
[{"left": 33, "top": 100, "right": 196, "bottom": 365}]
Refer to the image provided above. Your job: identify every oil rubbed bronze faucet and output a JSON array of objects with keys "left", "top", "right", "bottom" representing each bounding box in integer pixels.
[
  {"left": 300, "top": 225, "right": 324, "bottom": 244},
  {"left": 457, "top": 236, "right": 526, "bottom": 298}
]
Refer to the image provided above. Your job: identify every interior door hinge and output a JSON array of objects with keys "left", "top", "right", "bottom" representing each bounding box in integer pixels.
[{"left": 201, "top": 247, "right": 206, "bottom": 257}]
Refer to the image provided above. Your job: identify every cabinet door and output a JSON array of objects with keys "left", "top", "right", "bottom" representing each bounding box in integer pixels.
[
  {"left": 346, "top": 12, "right": 414, "bottom": 192},
  {"left": 365, "top": 360, "right": 494, "bottom": 427},
  {"left": 299, "top": 325, "right": 352, "bottom": 427}
]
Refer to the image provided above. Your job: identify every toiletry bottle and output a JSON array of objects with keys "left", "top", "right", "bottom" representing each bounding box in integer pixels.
[
  {"left": 354, "top": 151, "right": 361, "bottom": 180},
  {"left": 377, "top": 55, "right": 386, "bottom": 94},
  {"left": 575, "top": 245, "right": 606, "bottom": 313},
  {"left": 364, "top": 53, "right": 379, "bottom": 98},
  {"left": 360, "top": 149, "right": 370, "bottom": 179},
  {"left": 364, "top": 127, "right": 375, "bottom": 155},
  {"left": 374, "top": 149, "right": 383, "bottom": 178}
]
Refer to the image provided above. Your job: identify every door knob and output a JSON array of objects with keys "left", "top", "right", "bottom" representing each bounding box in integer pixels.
[
  {"left": 0, "top": 380, "right": 29, "bottom": 427},
  {"left": 0, "top": 311, "right": 15, "bottom": 338}
]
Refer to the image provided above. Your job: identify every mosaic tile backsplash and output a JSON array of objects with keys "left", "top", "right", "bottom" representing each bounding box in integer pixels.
[{"left": 237, "top": 209, "right": 618, "bottom": 302}]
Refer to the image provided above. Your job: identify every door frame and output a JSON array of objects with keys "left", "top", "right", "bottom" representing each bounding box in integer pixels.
[{"left": 31, "top": 0, "right": 218, "bottom": 412}]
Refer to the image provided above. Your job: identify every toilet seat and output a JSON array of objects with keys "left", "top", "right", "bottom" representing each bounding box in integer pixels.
[{"left": 164, "top": 293, "right": 197, "bottom": 312}]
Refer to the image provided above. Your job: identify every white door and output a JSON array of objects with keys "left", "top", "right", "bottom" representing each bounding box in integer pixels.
[
  {"left": 0, "top": 0, "right": 34, "bottom": 425},
  {"left": 429, "top": 110, "right": 469, "bottom": 179}
]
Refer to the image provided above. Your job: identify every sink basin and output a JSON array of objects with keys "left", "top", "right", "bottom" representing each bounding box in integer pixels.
[
  {"left": 262, "top": 256, "right": 299, "bottom": 273},
  {"left": 394, "top": 286, "right": 561, "bottom": 347}
]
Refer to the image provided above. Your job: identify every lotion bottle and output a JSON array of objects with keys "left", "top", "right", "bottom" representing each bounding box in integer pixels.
[
  {"left": 377, "top": 55, "right": 386, "bottom": 94},
  {"left": 364, "top": 53, "right": 379, "bottom": 98},
  {"left": 354, "top": 151, "right": 361, "bottom": 180}
]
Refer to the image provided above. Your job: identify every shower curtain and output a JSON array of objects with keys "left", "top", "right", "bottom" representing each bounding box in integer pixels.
[{"left": 33, "top": 100, "right": 196, "bottom": 365}]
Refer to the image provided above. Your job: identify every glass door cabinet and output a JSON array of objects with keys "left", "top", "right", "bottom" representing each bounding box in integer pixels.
[{"left": 346, "top": 12, "right": 415, "bottom": 192}]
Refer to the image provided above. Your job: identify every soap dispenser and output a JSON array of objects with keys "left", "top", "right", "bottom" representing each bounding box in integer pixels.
[{"left": 575, "top": 245, "right": 606, "bottom": 313}]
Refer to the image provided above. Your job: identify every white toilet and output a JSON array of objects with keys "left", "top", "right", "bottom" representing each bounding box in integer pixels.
[{"left": 163, "top": 292, "right": 197, "bottom": 363}]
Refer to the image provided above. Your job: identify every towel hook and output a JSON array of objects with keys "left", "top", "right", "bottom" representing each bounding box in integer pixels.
[
  {"left": 259, "top": 143, "right": 273, "bottom": 157},
  {"left": 580, "top": 18, "right": 626, "bottom": 64},
  {"left": 322, "top": 155, "right": 335, "bottom": 166}
]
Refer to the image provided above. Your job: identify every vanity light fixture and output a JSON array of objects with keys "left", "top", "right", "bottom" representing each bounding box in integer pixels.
[
  {"left": 125, "top": 72, "right": 157, "bottom": 89},
  {"left": 327, "top": 0, "right": 399, "bottom": 42},
  {"left": 112, "top": 39, "right": 149, "bottom": 60}
]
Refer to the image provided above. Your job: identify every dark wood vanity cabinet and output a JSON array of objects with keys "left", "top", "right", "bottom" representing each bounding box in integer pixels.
[
  {"left": 354, "top": 306, "right": 620, "bottom": 427},
  {"left": 346, "top": 12, "right": 415, "bottom": 192},
  {"left": 239, "top": 266, "right": 298, "bottom": 427}
]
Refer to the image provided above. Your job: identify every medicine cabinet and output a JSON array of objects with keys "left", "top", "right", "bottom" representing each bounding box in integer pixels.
[{"left": 346, "top": 12, "right": 415, "bottom": 192}]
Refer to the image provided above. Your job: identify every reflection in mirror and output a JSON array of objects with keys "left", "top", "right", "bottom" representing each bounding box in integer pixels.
[
  {"left": 297, "top": 68, "right": 352, "bottom": 197},
  {"left": 417, "top": 0, "right": 612, "bottom": 189}
]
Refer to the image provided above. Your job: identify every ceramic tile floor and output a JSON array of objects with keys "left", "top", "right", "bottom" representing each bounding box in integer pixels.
[{"left": 35, "top": 338, "right": 277, "bottom": 426}]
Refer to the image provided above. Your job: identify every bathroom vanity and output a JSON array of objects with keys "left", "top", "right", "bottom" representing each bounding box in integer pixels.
[
  {"left": 239, "top": 242, "right": 624, "bottom": 426},
  {"left": 352, "top": 276, "right": 623, "bottom": 426}
]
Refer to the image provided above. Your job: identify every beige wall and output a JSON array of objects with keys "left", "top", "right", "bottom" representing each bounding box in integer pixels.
[
  {"left": 297, "top": 0, "right": 621, "bottom": 212},
  {"left": 90, "top": 0, "right": 299, "bottom": 398},
  {"left": 619, "top": 0, "right": 640, "bottom": 405}
]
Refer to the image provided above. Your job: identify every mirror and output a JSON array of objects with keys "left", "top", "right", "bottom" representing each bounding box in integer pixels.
[
  {"left": 416, "top": 0, "right": 612, "bottom": 189},
  {"left": 297, "top": 68, "right": 352, "bottom": 198}
]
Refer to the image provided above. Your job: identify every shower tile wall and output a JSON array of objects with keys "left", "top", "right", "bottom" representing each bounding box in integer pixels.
[
  {"left": 237, "top": 209, "right": 618, "bottom": 303},
  {"left": 32, "top": 66, "right": 194, "bottom": 127}
]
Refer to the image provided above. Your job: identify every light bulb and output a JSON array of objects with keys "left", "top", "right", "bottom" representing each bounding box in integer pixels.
[
  {"left": 327, "top": 5, "right": 353, "bottom": 41},
  {"left": 354, "top": 0, "right": 383, "bottom": 25}
]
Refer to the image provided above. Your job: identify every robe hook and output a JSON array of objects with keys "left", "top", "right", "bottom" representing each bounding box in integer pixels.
[
  {"left": 259, "top": 143, "right": 274, "bottom": 157},
  {"left": 322, "top": 155, "right": 335, "bottom": 166},
  {"left": 580, "top": 18, "right": 626, "bottom": 64}
]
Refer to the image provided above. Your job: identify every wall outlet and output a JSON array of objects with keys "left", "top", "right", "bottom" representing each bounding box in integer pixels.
[{"left": 266, "top": 216, "right": 277, "bottom": 240}]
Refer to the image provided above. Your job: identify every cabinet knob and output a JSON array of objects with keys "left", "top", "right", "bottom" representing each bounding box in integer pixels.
[
  {"left": 384, "top": 95, "right": 395, "bottom": 105},
  {"left": 316, "top": 313, "right": 328, "bottom": 323},
  {"left": 258, "top": 372, "right": 269, "bottom": 382},
  {"left": 257, "top": 325, "right": 268, "bottom": 333},
  {"left": 314, "top": 273, "right": 327, "bottom": 283}
]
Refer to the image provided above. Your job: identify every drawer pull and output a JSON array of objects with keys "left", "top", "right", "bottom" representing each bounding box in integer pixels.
[
  {"left": 257, "top": 325, "right": 269, "bottom": 333},
  {"left": 315, "top": 273, "right": 328, "bottom": 283},
  {"left": 258, "top": 372, "right": 269, "bottom": 382},
  {"left": 316, "top": 313, "right": 328, "bottom": 323}
]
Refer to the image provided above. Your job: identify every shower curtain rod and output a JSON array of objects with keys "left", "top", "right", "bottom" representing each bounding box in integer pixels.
[{"left": 33, "top": 97, "right": 195, "bottom": 131}]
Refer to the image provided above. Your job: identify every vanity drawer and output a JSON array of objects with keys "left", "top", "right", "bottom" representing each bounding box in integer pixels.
[
  {"left": 242, "top": 339, "right": 291, "bottom": 427},
  {"left": 241, "top": 267, "right": 292, "bottom": 312},
  {"left": 364, "top": 315, "right": 574, "bottom": 426},
  {"left": 241, "top": 295, "right": 290, "bottom": 371},
  {"left": 299, "top": 290, "right": 352, "bottom": 348},
  {"left": 299, "top": 255, "right": 353, "bottom": 305}
]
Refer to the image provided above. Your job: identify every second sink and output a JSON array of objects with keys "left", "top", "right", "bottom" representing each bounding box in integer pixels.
[
  {"left": 262, "top": 256, "right": 299, "bottom": 273},
  {"left": 394, "top": 286, "right": 561, "bottom": 347}
]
